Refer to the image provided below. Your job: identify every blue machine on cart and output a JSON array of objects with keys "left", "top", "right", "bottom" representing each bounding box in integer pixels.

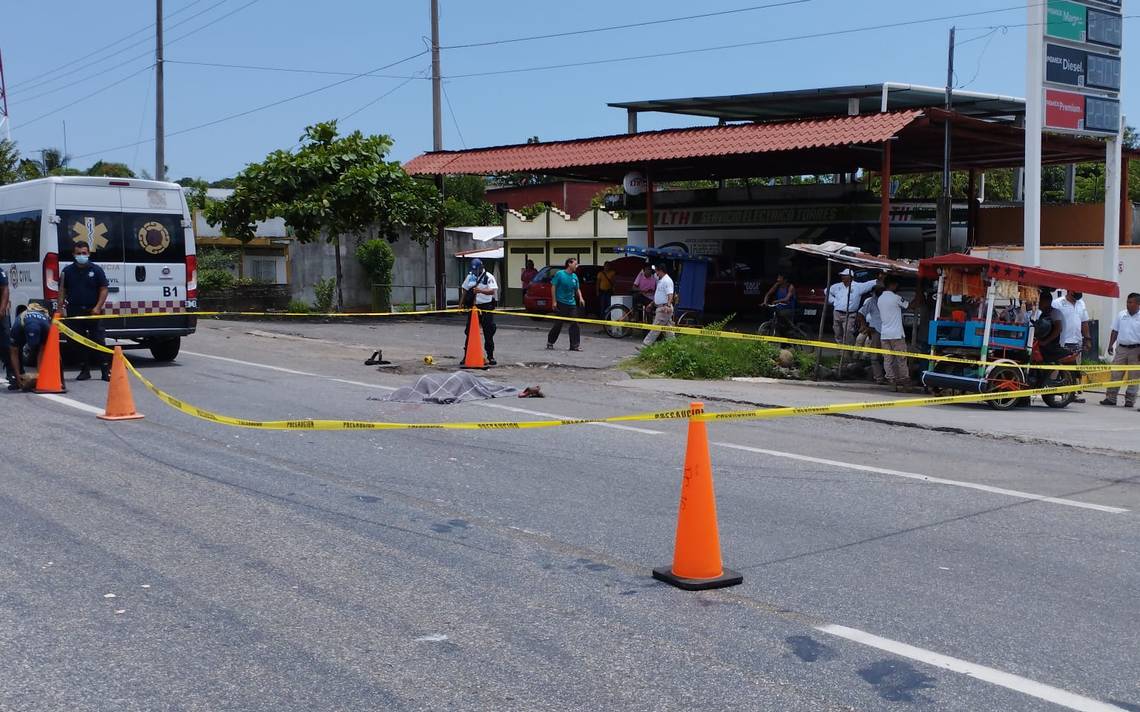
[{"left": 603, "top": 246, "right": 713, "bottom": 337}]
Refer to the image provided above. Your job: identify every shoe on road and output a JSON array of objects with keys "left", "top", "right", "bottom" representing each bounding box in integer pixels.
[
  {"left": 486, "top": 358, "right": 497, "bottom": 366},
  {"left": 76, "top": 370, "right": 91, "bottom": 381},
  {"left": 545, "top": 343, "right": 555, "bottom": 350},
  {"left": 569, "top": 346, "right": 582, "bottom": 352},
  {"left": 101, "top": 370, "right": 111, "bottom": 382},
  {"left": 1100, "top": 398, "right": 1118, "bottom": 406},
  {"left": 1072, "top": 397, "right": 1087, "bottom": 404}
]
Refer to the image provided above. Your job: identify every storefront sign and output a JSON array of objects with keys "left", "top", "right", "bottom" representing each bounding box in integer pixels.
[{"left": 685, "top": 239, "right": 723, "bottom": 256}]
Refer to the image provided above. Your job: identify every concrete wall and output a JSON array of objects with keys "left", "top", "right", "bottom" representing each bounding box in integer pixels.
[{"left": 288, "top": 227, "right": 483, "bottom": 309}]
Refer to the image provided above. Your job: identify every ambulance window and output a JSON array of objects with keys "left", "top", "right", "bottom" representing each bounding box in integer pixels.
[
  {"left": 0, "top": 210, "right": 41, "bottom": 262},
  {"left": 57, "top": 211, "right": 123, "bottom": 261},
  {"left": 122, "top": 213, "right": 185, "bottom": 263}
]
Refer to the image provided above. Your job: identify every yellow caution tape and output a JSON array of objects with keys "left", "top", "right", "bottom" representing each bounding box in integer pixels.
[
  {"left": 487, "top": 309, "right": 1140, "bottom": 373},
  {"left": 65, "top": 308, "right": 464, "bottom": 320},
  {"left": 53, "top": 320, "right": 1140, "bottom": 431}
]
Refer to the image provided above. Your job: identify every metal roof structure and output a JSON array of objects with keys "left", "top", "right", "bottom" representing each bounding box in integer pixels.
[
  {"left": 609, "top": 83, "right": 1026, "bottom": 123},
  {"left": 406, "top": 109, "right": 1116, "bottom": 182}
]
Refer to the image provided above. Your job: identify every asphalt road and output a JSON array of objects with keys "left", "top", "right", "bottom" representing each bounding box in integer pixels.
[{"left": 2, "top": 317, "right": 1138, "bottom": 711}]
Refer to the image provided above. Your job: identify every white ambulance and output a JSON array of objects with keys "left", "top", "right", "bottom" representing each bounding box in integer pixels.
[{"left": 0, "top": 176, "right": 197, "bottom": 361}]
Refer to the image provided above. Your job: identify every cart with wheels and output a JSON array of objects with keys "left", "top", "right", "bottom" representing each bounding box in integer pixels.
[{"left": 917, "top": 254, "right": 1119, "bottom": 409}]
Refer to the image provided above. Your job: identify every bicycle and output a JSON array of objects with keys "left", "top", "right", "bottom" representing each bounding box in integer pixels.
[
  {"left": 756, "top": 304, "right": 812, "bottom": 342},
  {"left": 604, "top": 299, "right": 701, "bottom": 338}
]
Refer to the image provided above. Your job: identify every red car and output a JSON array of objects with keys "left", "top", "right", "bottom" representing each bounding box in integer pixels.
[{"left": 523, "top": 257, "right": 644, "bottom": 314}]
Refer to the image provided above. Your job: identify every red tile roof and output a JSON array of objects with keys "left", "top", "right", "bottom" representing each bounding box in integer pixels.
[{"left": 405, "top": 111, "right": 924, "bottom": 175}]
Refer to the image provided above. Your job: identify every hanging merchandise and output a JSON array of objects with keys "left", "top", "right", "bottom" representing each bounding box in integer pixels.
[{"left": 995, "top": 280, "right": 1020, "bottom": 300}]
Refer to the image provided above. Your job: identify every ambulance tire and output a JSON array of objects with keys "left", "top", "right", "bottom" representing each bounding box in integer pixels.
[{"left": 149, "top": 338, "right": 181, "bottom": 362}]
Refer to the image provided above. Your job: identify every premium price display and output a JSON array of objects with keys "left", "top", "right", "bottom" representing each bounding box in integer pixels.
[{"left": 1084, "top": 96, "right": 1121, "bottom": 133}]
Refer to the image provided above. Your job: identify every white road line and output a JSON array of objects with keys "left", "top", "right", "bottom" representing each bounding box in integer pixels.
[
  {"left": 35, "top": 393, "right": 106, "bottom": 416},
  {"left": 711, "top": 442, "right": 1128, "bottom": 514},
  {"left": 182, "top": 351, "right": 665, "bottom": 434},
  {"left": 816, "top": 624, "right": 1129, "bottom": 712}
]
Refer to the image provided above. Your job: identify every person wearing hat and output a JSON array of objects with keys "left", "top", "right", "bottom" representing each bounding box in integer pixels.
[
  {"left": 460, "top": 258, "right": 498, "bottom": 365},
  {"left": 641, "top": 263, "right": 676, "bottom": 347},
  {"left": 828, "top": 268, "right": 879, "bottom": 346},
  {"left": 7, "top": 303, "right": 52, "bottom": 390}
]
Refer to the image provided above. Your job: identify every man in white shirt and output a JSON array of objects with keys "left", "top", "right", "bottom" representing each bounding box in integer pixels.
[
  {"left": 460, "top": 258, "right": 499, "bottom": 365},
  {"left": 641, "top": 263, "right": 676, "bottom": 347},
  {"left": 877, "top": 276, "right": 912, "bottom": 391},
  {"left": 856, "top": 285, "right": 885, "bottom": 384},
  {"left": 1052, "top": 290, "right": 1090, "bottom": 403},
  {"left": 1100, "top": 291, "right": 1140, "bottom": 409},
  {"left": 828, "top": 269, "right": 878, "bottom": 345}
]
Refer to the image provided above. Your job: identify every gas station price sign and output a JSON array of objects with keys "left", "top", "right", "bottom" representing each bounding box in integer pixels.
[
  {"left": 1045, "top": 88, "right": 1121, "bottom": 133},
  {"left": 1045, "top": 43, "right": 1122, "bottom": 90},
  {"left": 1046, "top": 0, "right": 1124, "bottom": 47}
]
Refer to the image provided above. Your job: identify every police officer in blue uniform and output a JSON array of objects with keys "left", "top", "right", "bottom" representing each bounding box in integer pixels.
[
  {"left": 59, "top": 240, "right": 110, "bottom": 381},
  {"left": 7, "top": 303, "right": 52, "bottom": 390}
]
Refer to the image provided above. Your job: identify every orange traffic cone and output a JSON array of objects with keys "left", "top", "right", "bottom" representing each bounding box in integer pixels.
[
  {"left": 653, "top": 402, "right": 743, "bottom": 591},
  {"left": 97, "top": 346, "right": 144, "bottom": 421},
  {"left": 460, "top": 309, "right": 488, "bottom": 370},
  {"left": 33, "top": 314, "right": 66, "bottom": 394}
]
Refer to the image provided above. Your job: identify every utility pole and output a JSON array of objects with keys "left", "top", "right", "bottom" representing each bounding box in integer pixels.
[
  {"left": 936, "top": 26, "right": 955, "bottom": 256},
  {"left": 0, "top": 48, "right": 10, "bottom": 141},
  {"left": 431, "top": 0, "right": 447, "bottom": 309},
  {"left": 155, "top": 0, "right": 166, "bottom": 181}
]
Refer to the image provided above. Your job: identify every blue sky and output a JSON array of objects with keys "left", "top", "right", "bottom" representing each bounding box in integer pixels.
[{"left": 2, "top": 0, "right": 1135, "bottom": 181}]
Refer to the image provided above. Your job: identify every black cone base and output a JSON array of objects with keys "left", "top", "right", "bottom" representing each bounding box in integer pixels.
[{"left": 652, "top": 565, "right": 743, "bottom": 591}]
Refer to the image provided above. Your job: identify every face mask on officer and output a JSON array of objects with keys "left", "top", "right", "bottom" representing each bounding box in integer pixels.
[{"left": 74, "top": 249, "right": 90, "bottom": 265}]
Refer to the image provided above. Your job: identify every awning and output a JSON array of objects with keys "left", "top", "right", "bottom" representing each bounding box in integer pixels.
[
  {"left": 454, "top": 246, "right": 503, "bottom": 259},
  {"left": 407, "top": 111, "right": 923, "bottom": 180},
  {"left": 405, "top": 109, "right": 1123, "bottom": 183},
  {"left": 785, "top": 241, "right": 918, "bottom": 275},
  {"left": 918, "top": 254, "right": 1119, "bottom": 297}
]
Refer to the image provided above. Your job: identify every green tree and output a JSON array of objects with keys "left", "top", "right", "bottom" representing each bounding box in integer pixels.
[
  {"left": 85, "top": 160, "right": 136, "bottom": 178},
  {"left": 356, "top": 238, "right": 396, "bottom": 310},
  {"left": 175, "top": 176, "right": 210, "bottom": 211},
  {"left": 205, "top": 121, "right": 443, "bottom": 310},
  {"left": 442, "top": 174, "right": 500, "bottom": 226},
  {"left": 0, "top": 139, "right": 20, "bottom": 185}
]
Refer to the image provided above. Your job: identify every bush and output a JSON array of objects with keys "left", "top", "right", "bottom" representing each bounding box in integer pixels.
[
  {"left": 287, "top": 299, "right": 312, "bottom": 313},
  {"left": 198, "top": 268, "right": 235, "bottom": 293},
  {"left": 313, "top": 277, "right": 337, "bottom": 313},
  {"left": 356, "top": 238, "right": 395, "bottom": 310},
  {"left": 629, "top": 315, "right": 781, "bottom": 379}
]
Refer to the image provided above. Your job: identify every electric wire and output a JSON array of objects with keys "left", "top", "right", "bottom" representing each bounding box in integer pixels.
[
  {"left": 163, "top": 59, "right": 424, "bottom": 80},
  {"left": 441, "top": 83, "right": 466, "bottom": 148},
  {"left": 18, "top": 64, "right": 155, "bottom": 130},
  {"left": 442, "top": 3, "right": 1069, "bottom": 79},
  {"left": 340, "top": 70, "right": 427, "bottom": 122},
  {"left": 7, "top": 0, "right": 209, "bottom": 90},
  {"left": 12, "top": 0, "right": 233, "bottom": 97},
  {"left": 70, "top": 50, "right": 428, "bottom": 160},
  {"left": 440, "top": 0, "right": 812, "bottom": 49}
]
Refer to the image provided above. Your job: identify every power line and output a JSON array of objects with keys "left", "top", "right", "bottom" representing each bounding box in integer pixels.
[
  {"left": 441, "top": 0, "right": 812, "bottom": 49},
  {"left": 441, "top": 83, "right": 466, "bottom": 148},
  {"left": 341, "top": 70, "right": 428, "bottom": 122},
  {"left": 442, "top": 2, "right": 1066, "bottom": 79},
  {"left": 11, "top": 0, "right": 261, "bottom": 121},
  {"left": 164, "top": 59, "right": 425, "bottom": 80},
  {"left": 18, "top": 64, "right": 155, "bottom": 130},
  {"left": 70, "top": 50, "right": 428, "bottom": 160},
  {"left": 7, "top": 0, "right": 209, "bottom": 90},
  {"left": 10, "top": 0, "right": 230, "bottom": 94}
]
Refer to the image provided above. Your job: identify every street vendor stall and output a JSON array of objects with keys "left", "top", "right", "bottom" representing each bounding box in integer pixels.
[{"left": 917, "top": 254, "right": 1119, "bottom": 409}]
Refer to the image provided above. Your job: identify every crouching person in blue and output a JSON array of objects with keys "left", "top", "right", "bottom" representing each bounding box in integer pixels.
[{"left": 7, "top": 303, "right": 52, "bottom": 391}]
